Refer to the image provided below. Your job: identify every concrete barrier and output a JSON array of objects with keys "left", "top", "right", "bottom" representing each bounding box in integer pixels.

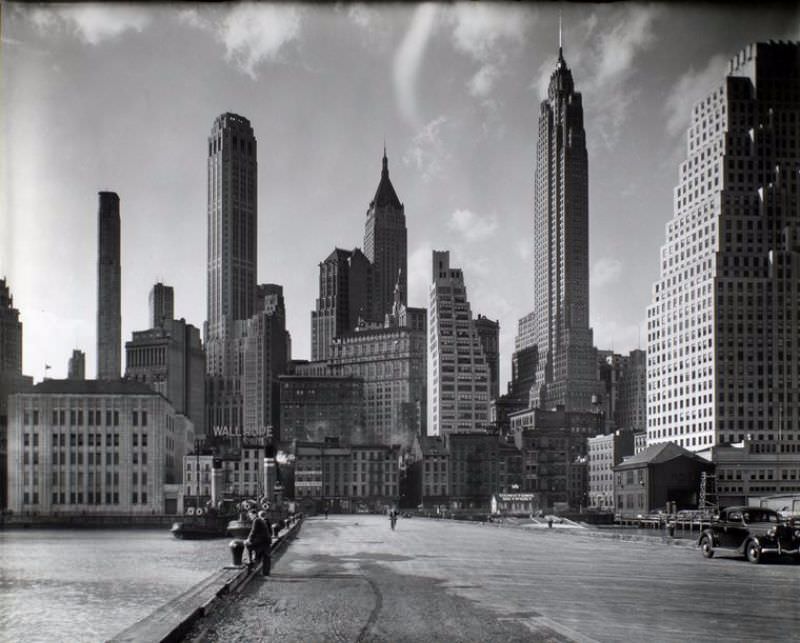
[{"left": 109, "top": 514, "right": 304, "bottom": 643}]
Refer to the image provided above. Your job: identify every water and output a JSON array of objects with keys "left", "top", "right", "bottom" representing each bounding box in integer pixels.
[{"left": 0, "top": 529, "right": 232, "bottom": 643}]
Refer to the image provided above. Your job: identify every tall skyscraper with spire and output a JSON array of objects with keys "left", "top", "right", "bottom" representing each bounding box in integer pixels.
[
  {"left": 97, "top": 191, "right": 121, "bottom": 380},
  {"left": 365, "top": 148, "right": 407, "bottom": 321},
  {"left": 205, "top": 113, "right": 258, "bottom": 432},
  {"left": 530, "top": 38, "right": 598, "bottom": 413}
]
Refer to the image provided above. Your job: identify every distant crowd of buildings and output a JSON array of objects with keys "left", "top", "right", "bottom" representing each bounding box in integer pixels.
[{"left": 2, "top": 40, "right": 798, "bottom": 520}]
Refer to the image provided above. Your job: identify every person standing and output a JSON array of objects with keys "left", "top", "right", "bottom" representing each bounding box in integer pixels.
[{"left": 245, "top": 509, "right": 272, "bottom": 576}]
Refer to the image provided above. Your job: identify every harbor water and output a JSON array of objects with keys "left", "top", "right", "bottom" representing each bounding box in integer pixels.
[{"left": 0, "top": 528, "right": 232, "bottom": 643}]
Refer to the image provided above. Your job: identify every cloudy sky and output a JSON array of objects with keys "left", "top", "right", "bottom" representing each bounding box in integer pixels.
[{"left": 2, "top": 2, "right": 798, "bottom": 387}]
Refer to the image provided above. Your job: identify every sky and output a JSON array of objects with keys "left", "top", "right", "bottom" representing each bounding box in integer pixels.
[{"left": 2, "top": 2, "right": 799, "bottom": 388}]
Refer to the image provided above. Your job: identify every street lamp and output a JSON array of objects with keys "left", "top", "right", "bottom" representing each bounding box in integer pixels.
[{"left": 194, "top": 437, "right": 204, "bottom": 512}]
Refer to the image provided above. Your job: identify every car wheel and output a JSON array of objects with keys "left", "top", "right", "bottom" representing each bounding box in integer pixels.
[
  {"left": 745, "top": 540, "right": 762, "bottom": 564},
  {"left": 700, "top": 536, "right": 714, "bottom": 558}
]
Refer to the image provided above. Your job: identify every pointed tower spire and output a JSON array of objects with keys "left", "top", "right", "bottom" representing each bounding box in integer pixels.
[
  {"left": 558, "top": 11, "right": 564, "bottom": 63},
  {"left": 370, "top": 142, "right": 402, "bottom": 209}
]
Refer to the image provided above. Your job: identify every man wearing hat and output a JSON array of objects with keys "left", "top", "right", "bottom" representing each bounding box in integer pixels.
[{"left": 245, "top": 509, "right": 272, "bottom": 576}]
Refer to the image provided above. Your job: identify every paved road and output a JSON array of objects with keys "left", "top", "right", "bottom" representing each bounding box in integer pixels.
[{"left": 190, "top": 515, "right": 799, "bottom": 642}]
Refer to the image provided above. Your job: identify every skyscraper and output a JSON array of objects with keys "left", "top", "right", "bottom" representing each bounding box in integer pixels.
[
  {"left": 205, "top": 113, "right": 258, "bottom": 432},
  {"left": 531, "top": 42, "right": 598, "bottom": 413},
  {"left": 364, "top": 148, "right": 407, "bottom": 321},
  {"left": 206, "top": 113, "right": 258, "bottom": 351},
  {"left": 647, "top": 42, "right": 800, "bottom": 452},
  {"left": 149, "top": 282, "right": 174, "bottom": 329},
  {"left": 0, "top": 278, "right": 22, "bottom": 375},
  {"left": 428, "top": 251, "right": 489, "bottom": 437},
  {"left": 97, "top": 191, "right": 121, "bottom": 380},
  {"left": 67, "top": 349, "right": 85, "bottom": 380},
  {"left": 310, "top": 248, "right": 371, "bottom": 361}
]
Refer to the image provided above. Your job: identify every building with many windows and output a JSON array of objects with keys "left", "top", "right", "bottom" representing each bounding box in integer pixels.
[
  {"left": 646, "top": 43, "right": 800, "bottom": 476},
  {"left": 278, "top": 375, "right": 365, "bottom": 444},
  {"left": 587, "top": 430, "right": 635, "bottom": 510},
  {"left": 6, "top": 379, "right": 193, "bottom": 515},
  {"left": 531, "top": 42, "right": 599, "bottom": 413},
  {"left": 510, "top": 406, "right": 603, "bottom": 510},
  {"left": 205, "top": 113, "right": 258, "bottom": 434},
  {"left": 126, "top": 315, "right": 206, "bottom": 439},
  {"left": 311, "top": 248, "right": 371, "bottom": 361},
  {"left": 0, "top": 278, "right": 34, "bottom": 509},
  {"left": 428, "top": 251, "right": 490, "bottom": 437},
  {"left": 290, "top": 438, "right": 399, "bottom": 512}
]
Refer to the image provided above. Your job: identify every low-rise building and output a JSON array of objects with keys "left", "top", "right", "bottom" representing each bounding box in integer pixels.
[
  {"left": 697, "top": 439, "right": 800, "bottom": 507},
  {"left": 614, "top": 442, "right": 715, "bottom": 516},
  {"left": 291, "top": 438, "right": 399, "bottom": 512},
  {"left": 587, "top": 430, "right": 635, "bottom": 510},
  {"left": 447, "top": 432, "right": 500, "bottom": 510},
  {"left": 409, "top": 435, "right": 449, "bottom": 509},
  {"left": 278, "top": 375, "right": 365, "bottom": 444},
  {"left": 7, "top": 379, "right": 193, "bottom": 515},
  {"left": 510, "top": 406, "right": 604, "bottom": 511}
]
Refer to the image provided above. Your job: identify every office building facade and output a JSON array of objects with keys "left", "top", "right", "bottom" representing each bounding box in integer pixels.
[
  {"left": 428, "top": 251, "right": 490, "bottom": 437},
  {"left": 205, "top": 113, "right": 258, "bottom": 434},
  {"left": 646, "top": 42, "right": 800, "bottom": 454},
  {"left": 531, "top": 44, "right": 598, "bottom": 412},
  {"left": 7, "top": 379, "right": 192, "bottom": 515}
]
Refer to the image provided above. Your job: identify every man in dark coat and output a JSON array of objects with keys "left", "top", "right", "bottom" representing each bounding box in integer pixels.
[{"left": 245, "top": 509, "right": 272, "bottom": 576}]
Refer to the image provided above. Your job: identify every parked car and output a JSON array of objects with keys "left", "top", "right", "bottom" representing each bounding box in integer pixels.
[{"left": 698, "top": 506, "right": 800, "bottom": 564}]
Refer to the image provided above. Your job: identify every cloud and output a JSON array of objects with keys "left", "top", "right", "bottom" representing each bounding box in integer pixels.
[
  {"left": 450, "top": 3, "right": 528, "bottom": 61},
  {"left": 403, "top": 116, "right": 451, "bottom": 182},
  {"left": 393, "top": 4, "right": 439, "bottom": 128},
  {"left": 448, "top": 209, "right": 498, "bottom": 241},
  {"left": 179, "top": 4, "right": 302, "bottom": 78},
  {"left": 516, "top": 239, "right": 531, "bottom": 261},
  {"left": 220, "top": 4, "right": 302, "bottom": 78},
  {"left": 468, "top": 64, "right": 501, "bottom": 98},
  {"left": 593, "top": 7, "right": 658, "bottom": 86},
  {"left": 449, "top": 4, "right": 530, "bottom": 98},
  {"left": 664, "top": 54, "right": 727, "bottom": 137},
  {"left": 592, "top": 257, "right": 623, "bottom": 287},
  {"left": 347, "top": 4, "right": 376, "bottom": 30},
  {"left": 29, "top": 5, "right": 151, "bottom": 44}
]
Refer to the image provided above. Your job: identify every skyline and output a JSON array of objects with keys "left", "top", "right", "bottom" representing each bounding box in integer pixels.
[{"left": 3, "top": 3, "right": 799, "bottom": 388}]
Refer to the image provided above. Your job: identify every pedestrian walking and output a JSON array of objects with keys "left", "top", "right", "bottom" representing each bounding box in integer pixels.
[
  {"left": 245, "top": 509, "right": 272, "bottom": 576},
  {"left": 390, "top": 509, "right": 397, "bottom": 531}
]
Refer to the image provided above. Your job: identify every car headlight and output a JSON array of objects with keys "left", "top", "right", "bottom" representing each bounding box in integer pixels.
[
  {"left": 767, "top": 526, "right": 777, "bottom": 538},
  {"left": 794, "top": 529, "right": 800, "bottom": 540}
]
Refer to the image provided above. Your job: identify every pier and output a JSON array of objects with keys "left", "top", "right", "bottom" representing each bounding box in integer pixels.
[{"left": 114, "top": 513, "right": 799, "bottom": 642}]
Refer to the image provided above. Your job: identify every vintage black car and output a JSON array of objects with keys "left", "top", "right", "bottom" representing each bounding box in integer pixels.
[{"left": 698, "top": 506, "right": 800, "bottom": 563}]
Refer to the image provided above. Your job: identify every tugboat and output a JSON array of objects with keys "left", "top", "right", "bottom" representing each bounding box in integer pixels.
[{"left": 171, "top": 499, "right": 247, "bottom": 540}]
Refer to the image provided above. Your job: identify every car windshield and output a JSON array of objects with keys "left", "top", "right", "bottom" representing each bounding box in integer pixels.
[{"left": 742, "top": 510, "right": 779, "bottom": 524}]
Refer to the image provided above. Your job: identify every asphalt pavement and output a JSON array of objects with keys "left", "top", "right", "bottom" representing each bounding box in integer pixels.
[{"left": 186, "top": 514, "right": 800, "bottom": 642}]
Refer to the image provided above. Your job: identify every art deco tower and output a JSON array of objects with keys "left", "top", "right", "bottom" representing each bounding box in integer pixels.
[
  {"left": 206, "top": 113, "right": 257, "bottom": 369},
  {"left": 647, "top": 42, "right": 800, "bottom": 452},
  {"left": 531, "top": 43, "right": 597, "bottom": 412},
  {"left": 205, "top": 113, "right": 257, "bottom": 432},
  {"left": 97, "top": 191, "right": 121, "bottom": 380},
  {"left": 365, "top": 148, "right": 407, "bottom": 321}
]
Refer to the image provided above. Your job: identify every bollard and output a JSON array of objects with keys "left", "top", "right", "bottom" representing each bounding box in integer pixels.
[
  {"left": 229, "top": 539, "right": 245, "bottom": 566},
  {"left": 547, "top": 518, "right": 553, "bottom": 529}
]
